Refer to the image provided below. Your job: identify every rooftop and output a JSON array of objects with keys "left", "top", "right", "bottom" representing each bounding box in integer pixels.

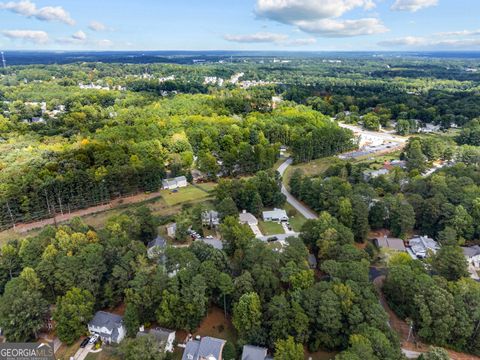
[{"left": 375, "top": 236, "right": 406, "bottom": 251}]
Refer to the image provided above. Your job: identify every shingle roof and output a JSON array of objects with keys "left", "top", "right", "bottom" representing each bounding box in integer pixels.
[
  {"left": 241, "top": 345, "right": 268, "bottom": 360},
  {"left": 148, "top": 236, "right": 167, "bottom": 249},
  {"left": 463, "top": 245, "right": 480, "bottom": 258},
  {"left": 137, "top": 327, "right": 174, "bottom": 344},
  {"left": 375, "top": 236, "right": 406, "bottom": 251},
  {"left": 89, "top": 311, "right": 123, "bottom": 342},
  {"left": 182, "top": 337, "right": 226, "bottom": 360}
]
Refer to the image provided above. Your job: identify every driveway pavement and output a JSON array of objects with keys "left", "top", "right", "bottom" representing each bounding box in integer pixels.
[
  {"left": 73, "top": 343, "right": 93, "bottom": 360},
  {"left": 277, "top": 158, "right": 318, "bottom": 220}
]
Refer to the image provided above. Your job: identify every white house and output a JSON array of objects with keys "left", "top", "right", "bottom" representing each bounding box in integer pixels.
[
  {"left": 137, "top": 327, "right": 176, "bottom": 353},
  {"left": 462, "top": 246, "right": 480, "bottom": 269},
  {"left": 408, "top": 236, "right": 439, "bottom": 259},
  {"left": 162, "top": 176, "right": 188, "bottom": 190},
  {"left": 88, "top": 311, "right": 126, "bottom": 344},
  {"left": 166, "top": 223, "right": 177, "bottom": 238},
  {"left": 262, "top": 208, "right": 288, "bottom": 222}
]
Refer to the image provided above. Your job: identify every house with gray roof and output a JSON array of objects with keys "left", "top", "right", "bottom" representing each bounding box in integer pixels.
[
  {"left": 162, "top": 176, "right": 188, "bottom": 190},
  {"left": 262, "top": 208, "right": 288, "bottom": 222},
  {"left": 137, "top": 327, "right": 176, "bottom": 352},
  {"left": 241, "top": 345, "right": 270, "bottom": 360},
  {"left": 147, "top": 236, "right": 167, "bottom": 259},
  {"left": 202, "top": 210, "right": 220, "bottom": 228},
  {"left": 88, "top": 311, "right": 125, "bottom": 344},
  {"left": 463, "top": 245, "right": 480, "bottom": 269},
  {"left": 182, "top": 336, "right": 226, "bottom": 360},
  {"left": 375, "top": 236, "right": 406, "bottom": 252},
  {"left": 408, "top": 236, "right": 439, "bottom": 259},
  {"left": 239, "top": 210, "right": 258, "bottom": 226}
]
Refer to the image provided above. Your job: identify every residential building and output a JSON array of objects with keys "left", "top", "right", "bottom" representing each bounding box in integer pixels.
[
  {"left": 202, "top": 210, "right": 220, "bottom": 228},
  {"left": 182, "top": 336, "right": 226, "bottom": 360},
  {"left": 262, "top": 208, "right": 288, "bottom": 222},
  {"left": 198, "top": 238, "right": 223, "bottom": 250},
  {"left": 463, "top": 246, "right": 480, "bottom": 269},
  {"left": 408, "top": 236, "right": 439, "bottom": 259},
  {"left": 241, "top": 345, "right": 270, "bottom": 360},
  {"left": 147, "top": 236, "right": 167, "bottom": 259},
  {"left": 239, "top": 210, "right": 258, "bottom": 226},
  {"left": 88, "top": 311, "right": 126, "bottom": 344},
  {"left": 363, "top": 168, "right": 389, "bottom": 181},
  {"left": 137, "top": 327, "right": 176, "bottom": 353},
  {"left": 166, "top": 223, "right": 177, "bottom": 238},
  {"left": 374, "top": 236, "right": 406, "bottom": 252},
  {"left": 162, "top": 176, "right": 188, "bottom": 190}
]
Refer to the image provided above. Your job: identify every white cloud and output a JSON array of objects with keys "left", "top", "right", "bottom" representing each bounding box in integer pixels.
[
  {"left": 0, "top": 0, "right": 74, "bottom": 25},
  {"left": 89, "top": 20, "right": 107, "bottom": 32},
  {"left": 391, "top": 0, "right": 438, "bottom": 12},
  {"left": 96, "top": 39, "right": 113, "bottom": 48},
  {"left": 254, "top": 0, "right": 387, "bottom": 37},
  {"left": 224, "top": 32, "right": 289, "bottom": 43},
  {"left": 296, "top": 17, "right": 388, "bottom": 37},
  {"left": 378, "top": 35, "right": 480, "bottom": 49},
  {"left": 378, "top": 36, "right": 426, "bottom": 46},
  {"left": 284, "top": 37, "right": 317, "bottom": 46},
  {"left": 72, "top": 30, "right": 86, "bottom": 41},
  {"left": 255, "top": 0, "right": 375, "bottom": 23},
  {"left": 224, "top": 32, "right": 316, "bottom": 46},
  {"left": 2, "top": 29, "right": 48, "bottom": 43},
  {"left": 436, "top": 29, "right": 480, "bottom": 37}
]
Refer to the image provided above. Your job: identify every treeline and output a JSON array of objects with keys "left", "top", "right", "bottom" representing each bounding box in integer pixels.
[
  {"left": 0, "top": 89, "right": 351, "bottom": 230},
  {"left": 384, "top": 252, "right": 480, "bottom": 354},
  {"left": 214, "top": 170, "right": 286, "bottom": 217}
]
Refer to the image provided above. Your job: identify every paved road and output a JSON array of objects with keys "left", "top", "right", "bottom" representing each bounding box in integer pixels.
[{"left": 277, "top": 158, "right": 318, "bottom": 220}]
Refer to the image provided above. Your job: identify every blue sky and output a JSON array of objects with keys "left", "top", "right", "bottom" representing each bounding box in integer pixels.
[{"left": 0, "top": 0, "right": 479, "bottom": 51}]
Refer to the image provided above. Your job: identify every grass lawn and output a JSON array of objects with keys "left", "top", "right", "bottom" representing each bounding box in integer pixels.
[
  {"left": 284, "top": 203, "right": 307, "bottom": 232},
  {"left": 55, "top": 339, "right": 83, "bottom": 360},
  {"left": 84, "top": 346, "right": 119, "bottom": 360},
  {"left": 283, "top": 157, "right": 338, "bottom": 187},
  {"left": 258, "top": 220, "right": 284, "bottom": 235},
  {"left": 161, "top": 185, "right": 213, "bottom": 206}
]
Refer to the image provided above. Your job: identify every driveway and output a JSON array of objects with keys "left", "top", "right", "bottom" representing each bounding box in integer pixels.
[
  {"left": 73, "top": 343, "right": 94, "bottom": 360},
  {"left": 277, "top": 158, "right": 318, "bottom": 220},
  {"left": 249, "top": 223, "right": 263, "bottom": 238}
]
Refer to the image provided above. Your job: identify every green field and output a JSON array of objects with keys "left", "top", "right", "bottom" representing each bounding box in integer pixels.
[
  {"left": 284, "top": 203, "right": 308, "bottom": 232},
  {"left": 258, "top": 220, "right": 284, "bottom": 235},
  {"left": 161, "top": 185, "right": 213, "bottom": 206}
]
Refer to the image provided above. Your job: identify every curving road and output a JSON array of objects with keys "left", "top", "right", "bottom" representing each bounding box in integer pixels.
[{"left": 277, "top": 158, "right": 318, "bottom": 220}]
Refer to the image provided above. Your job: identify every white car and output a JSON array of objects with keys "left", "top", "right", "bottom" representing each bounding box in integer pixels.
[{"left": 88, "top": 334, "right": 99, "bottom": 345}]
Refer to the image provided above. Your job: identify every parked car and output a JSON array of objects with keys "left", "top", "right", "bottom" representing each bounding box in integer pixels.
[
  {"left": 80, "top": 338, "right": 90, "bottom": 348},
  {"left": 267, "top": 236, "right": 278, "bottom": 242},
  {"left": 206, "top": 235, "right": 213, "bottom": 239},
  {"left": 88, "top": 334, "right": 99, "bottom": 345}
]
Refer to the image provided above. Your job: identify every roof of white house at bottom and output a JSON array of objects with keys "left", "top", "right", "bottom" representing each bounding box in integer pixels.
[
  {"left": 182, "top": 336, "right": 226, "bottom": 360},
  {"left": 241, "top": 345, "right": 272, "bottom": 360}
]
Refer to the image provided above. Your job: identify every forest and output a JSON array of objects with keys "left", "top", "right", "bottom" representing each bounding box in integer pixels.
[{"left": 2, "top": 55, "right": 480, "bottom": 359}]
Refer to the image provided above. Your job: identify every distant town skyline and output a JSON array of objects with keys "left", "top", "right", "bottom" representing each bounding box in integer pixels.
[{"left": 0, "top": 0, "right": 479, "bottom": 51}]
